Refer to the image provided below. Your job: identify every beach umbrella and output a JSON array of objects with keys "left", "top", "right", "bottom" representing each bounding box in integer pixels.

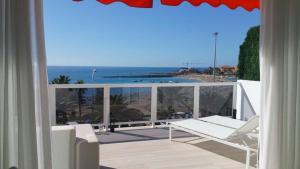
[{"left": 73, "top": 0, "right": 259, "bottom": 11}]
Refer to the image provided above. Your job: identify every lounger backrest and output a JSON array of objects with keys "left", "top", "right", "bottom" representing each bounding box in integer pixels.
[{"left": 231, "top": 115, "right": 259, "bottom": 136}]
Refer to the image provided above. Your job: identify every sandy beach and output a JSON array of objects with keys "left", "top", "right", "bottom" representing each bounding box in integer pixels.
[{"left": 178, "top": 73, "right": 236, "bottom": 82}]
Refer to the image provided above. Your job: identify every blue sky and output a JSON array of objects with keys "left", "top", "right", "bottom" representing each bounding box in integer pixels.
[{"left": 44, "top": 0, "right": 260, "bottom": 67}]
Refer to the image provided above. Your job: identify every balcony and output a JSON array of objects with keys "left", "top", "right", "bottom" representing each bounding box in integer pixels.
[
  {"left": 49, "top": 81, "right": 258, "bottom": 169},
  {"left": 99, "top": 128, "right": 257, "bottom": 169}
]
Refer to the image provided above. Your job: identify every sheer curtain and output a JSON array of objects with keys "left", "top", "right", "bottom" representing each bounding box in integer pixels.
[
  {"left": 0, "top": 0, "right": 52, "bottom": 169},
  {"left": 260, "top": 0, "right": 300, "bottom": 168}
]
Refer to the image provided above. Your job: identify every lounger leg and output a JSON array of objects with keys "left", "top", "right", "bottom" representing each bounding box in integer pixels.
[
  {"left": 169, "top": 126, "right": 172, "bottom": 141},
  {"left": 245, "top": 149, "right": 250, "bottom": 169}
]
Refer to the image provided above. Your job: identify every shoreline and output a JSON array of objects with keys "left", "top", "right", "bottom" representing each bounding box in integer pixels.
[{"left": 177, "top": 73, "right": 236, "bottom": 82}]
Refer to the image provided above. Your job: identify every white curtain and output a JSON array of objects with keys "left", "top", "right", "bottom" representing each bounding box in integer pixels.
[
  {"left": 0, "top": 0, "right": 52, "bottom": 169},
  {"left": 260, "top": 0, "right": 300, "bottom": 168}
]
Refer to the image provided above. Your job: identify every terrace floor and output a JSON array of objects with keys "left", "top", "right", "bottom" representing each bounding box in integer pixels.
[{"left": 98, "top": 128, "right": 257, "bottom": 169}]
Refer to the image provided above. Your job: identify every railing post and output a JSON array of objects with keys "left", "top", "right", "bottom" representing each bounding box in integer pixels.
[
  {"left": 48, "top": 85, "right": 56, "bottom": 126},
  {"left": 193, "top": 85, "right": 200, "bottom": 119},
  {"left": 232, "top": 83, "right": 237, "bottom": 118},
  {"left": 104, "top": 86, "right": 110, "bottom": 130},
  {"left": 151, "top": 85, "right": 158, "bottom": 127}
]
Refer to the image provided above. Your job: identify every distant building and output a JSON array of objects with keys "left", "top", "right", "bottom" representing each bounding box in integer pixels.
[
  {"left": 202, "top": 66, "right": 237, "bottom": 76},
  {"left": 178, "top": 67, "right": 199, "bottom": 74},
  {"left": 203, "top": 67, "right": 221, "bottom": 75},
  {"left": 178, "top": 67, "right": 189, "bottom": 73},
  {"left": 220, "top": 65, "right": 237, "bottom": 75}
]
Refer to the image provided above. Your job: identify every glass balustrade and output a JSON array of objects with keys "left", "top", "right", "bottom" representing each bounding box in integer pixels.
[
  {"left": 51, "top": 83, "right": 236, "bottom": 127},
  {"left": 55, "top": 88, "right": 104, "bottom": 124}
]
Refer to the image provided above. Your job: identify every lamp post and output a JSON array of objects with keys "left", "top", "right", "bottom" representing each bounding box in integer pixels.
[
  {"left": 92, "top": 68, "right": 97, "bottom": 81},
  {"left": 213, "top": 32, "right": 218, "bottom": 82}
]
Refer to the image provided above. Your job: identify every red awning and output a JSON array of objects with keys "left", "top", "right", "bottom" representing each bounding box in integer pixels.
[
  {"left": 161, "top": 0, "right": 259, "bottom": 11},
  {"left": 97, "top": 0, "right": 153, "bottom": 8},
  {"left": 73, "top": 0, "right": 153, "bottom": 8},
  {"left": 73, "top": 0, "right": 259, "bottom": 11}
]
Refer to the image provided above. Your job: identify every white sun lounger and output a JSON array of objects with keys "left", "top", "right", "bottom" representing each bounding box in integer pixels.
[
  {"left": 169, "top": 115, "right": 259, "bottom": 169},
  {"left": 199, "top": 115, "right": 247, "bottom": 129}
]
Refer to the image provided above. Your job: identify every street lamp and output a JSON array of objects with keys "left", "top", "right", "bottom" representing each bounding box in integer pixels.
[
  {"left": 213, "top": 32, "right": 218, "bottom": 82},
  {"left": 92, "top": 68, "right": 97, "bottom": 81}
]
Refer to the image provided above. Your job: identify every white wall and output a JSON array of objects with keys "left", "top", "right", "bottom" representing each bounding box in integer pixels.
[{"left": 236, "top": 80, "right": 261, "bottom": 120}]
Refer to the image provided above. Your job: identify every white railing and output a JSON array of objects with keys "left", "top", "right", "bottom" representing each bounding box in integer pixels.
[
  {"left": 49, "top": 82, "right": 237, "bottom": 129},
  {"left": 236, "top": 80, "right": 260, "bottom": 121}
]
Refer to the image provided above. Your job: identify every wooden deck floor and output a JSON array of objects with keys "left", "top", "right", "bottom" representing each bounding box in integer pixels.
[{"left": 100, "top": 136, "right": 257, "bottom": 169}]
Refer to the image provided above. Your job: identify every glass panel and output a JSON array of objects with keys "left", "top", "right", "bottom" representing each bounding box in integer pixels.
[
  {"left": 110, "top": 87, "right": 151, "bottom": 123},
  {"left": 199, "top": 85, "right": 233, "bottom": 117},
  {"left": 56, "top": 88, "right": 104, "bottom": 124},
  {"left": 157, "top": 87, "right": 194, "bottom": 120}
]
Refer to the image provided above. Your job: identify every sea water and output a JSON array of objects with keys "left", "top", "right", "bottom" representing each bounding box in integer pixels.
[{"left": 48, "top": 66, "right": 201, "bottom": 84}]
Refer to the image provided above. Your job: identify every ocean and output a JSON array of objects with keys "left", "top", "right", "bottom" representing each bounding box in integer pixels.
[{"left": 47, "top": 66, "right": 203, "bottom": 84}]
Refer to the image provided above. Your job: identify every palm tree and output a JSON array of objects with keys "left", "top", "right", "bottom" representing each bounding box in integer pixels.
[
  {"left": 110, "top": 94, "right": 144, "bottom": 122},
  {"left": 157, "top": 87, "right": 194, "bottom": 119},
  {"left": 110, "top": 94, "right": 128, "bottom": 122},
  {"left": 92, "top": 89, "right": 104, "bottom": 123},
  {"left": 75, "top": 80, "right": 87, "bottom": 123},
  {"left": 51, "top": 75, "right": 71, "bottom": 84},
  {"left": 199, "top": 86, "right": 233, "bottom": 117},
  {"left": 52, "top": 75, "right": 71, "bottom": 124}
]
